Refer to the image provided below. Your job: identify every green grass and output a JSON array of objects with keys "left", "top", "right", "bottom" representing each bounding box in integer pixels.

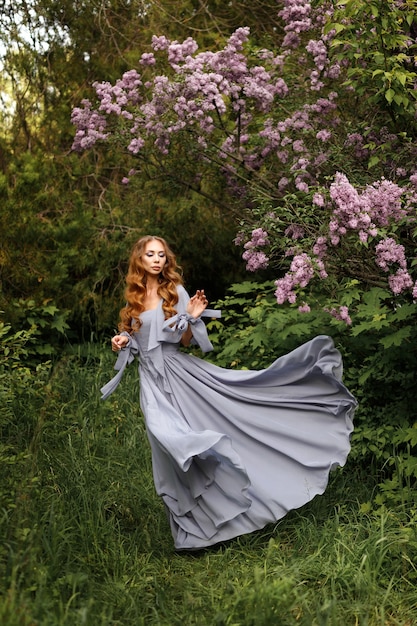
[{"left": 1, "top": 344, "right": 416, "bottom": 625}]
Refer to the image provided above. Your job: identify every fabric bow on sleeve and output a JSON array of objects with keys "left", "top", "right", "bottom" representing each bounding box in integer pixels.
[
  {"left": 162, "top": 309, "right": 221, "bottom": 353},
  {"left": 100, "top": 335, "right": 139, "bottom": 400}
]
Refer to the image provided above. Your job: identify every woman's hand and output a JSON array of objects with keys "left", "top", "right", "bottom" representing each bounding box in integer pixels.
[
  {"left": 186, "top": 289, "right": 208, "bottom": 319},
  {"left": 181, "top": 290, "right": 208, "bottom": 348},
  {"left": 111, "top": 334, "right": 129, "bottom": 352}
]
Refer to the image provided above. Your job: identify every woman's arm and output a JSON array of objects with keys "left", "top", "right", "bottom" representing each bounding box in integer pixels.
[{"left": 180, "top": 289, "right": 208, "bottom": 347}]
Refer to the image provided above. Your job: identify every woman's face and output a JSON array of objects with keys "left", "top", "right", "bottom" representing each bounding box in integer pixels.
[{"left": 141, "top": 239, "right": 167, "bottom": 276}]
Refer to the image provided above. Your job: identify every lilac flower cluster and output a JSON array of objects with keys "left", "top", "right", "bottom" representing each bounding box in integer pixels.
[
  {"left": 94, "top": 69, "right": 143, "bottom": 115},
  {"left": 255, "top": 93, "right": 339, "bottom": 191},
  {"left": 306, "top": 38, "right": 329, "bottom": 90},
  {"left": 365, "top": 179, "right": 407, "bottom": 226},
  {"left": 71, "top": 71, "right": 145, "bottom": 151},
  {"left": 375, "top": 238, "right": 407, "bottom": 271},
  {"left": 329, "top": 173, "right": 378, "bottom": 245},
  {"left": 329, "top": 173, "right": 409, "bottom": 245},
  {"left": 325, "top": 306, "right": 352, "bottom": 325},
  {"left": 242, "top": 251, "right": 270, "bottom": 272},
  {"left": 375, "top": 238, "right": 414, "bottom": 295},
  {"left": 270, "top": 166, "right": 416, "bottom": 309},
  {"left": 71, "top": 100, "right": 109, "bottom": 151},
  {"left": 278, "top": 0, "right": 312, "bottom": 49},
  {"left": 388, "top": 270, "right": 414, "bottom": 295},
  {"left": 242, "top": 228, "right": 270, "bottom": 271},
  {"left": 274, "top": 253, "right": 315, "bottom": 304},
  {"left": 312, "top": 236, "right": 328, "bottom": 258}
]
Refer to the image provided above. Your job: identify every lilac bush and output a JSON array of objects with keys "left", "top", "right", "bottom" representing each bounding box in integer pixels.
[
  {"left": 71, "top": 0, "right": 417, "bottom": 322},
  {"left": 270, "top": 172, "right": 417, "bottom": 313}
]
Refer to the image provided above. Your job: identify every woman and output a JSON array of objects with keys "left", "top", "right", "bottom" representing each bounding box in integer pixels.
[{"left": 103, "top": 235, "right": 356, "bottom": 551}]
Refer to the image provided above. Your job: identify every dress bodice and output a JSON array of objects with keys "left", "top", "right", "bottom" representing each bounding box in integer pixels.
[{"left": 135, "top": 308, "right": 155, "bottom": 353}]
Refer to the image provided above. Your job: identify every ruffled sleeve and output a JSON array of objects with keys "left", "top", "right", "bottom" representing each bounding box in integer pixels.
[{"left": 161, "top": 285, "right": 221, "bottom": 353}]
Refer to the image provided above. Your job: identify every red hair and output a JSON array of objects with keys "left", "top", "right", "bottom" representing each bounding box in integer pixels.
[{"left": 118, "top": 236, "right": 183, "bottom": 333}]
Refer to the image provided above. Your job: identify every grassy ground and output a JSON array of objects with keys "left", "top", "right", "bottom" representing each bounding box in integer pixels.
[{"left": 1, "top": 345, "right": 416, "bottom": 625}]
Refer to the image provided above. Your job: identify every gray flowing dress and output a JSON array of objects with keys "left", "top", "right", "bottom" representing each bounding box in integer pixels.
[{"left": 101, "top": 285, "right": 356, "bottom": 551}]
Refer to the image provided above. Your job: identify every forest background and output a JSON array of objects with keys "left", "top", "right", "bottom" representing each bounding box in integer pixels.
[{"left": 1, "top": 1, "right": 417, "bottom": 624}]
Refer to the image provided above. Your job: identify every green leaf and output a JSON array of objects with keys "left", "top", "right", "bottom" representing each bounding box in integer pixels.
[
  {"left": 385, "top": 88, "right": 395, "bottom": 104},
  {"left": 409, "top": 431, "right": 417, "bottom": 448},
  {"left": 50, "top": 318, "right": 70, "bottom": 334},
  {"left": 229, "top": 281, "right": 272, "bottom": 295},
  {"left": 357, "top": 367, "right": 374, "bottom": 385},
  {"left": 379, "top": 326, "right": 412, "bottom": 349},
  {"left": 396, "top": 72, "right": 407, "bottom": 87},
  {"left": 406, "top": 13, "right": 415, "bottom": 26},
  {"left": 328, "top": 22, "right": 346, "bottom": 34},
  {"left": 391, "top": 304, "right": 415, "bottom": 322},
  {"left": 351, "top": 319, "right": 389, "bottom": 336},
  {"left": 393, "top": 93, "right": 406, "bottom": 106},
  {"left": 368, "top": 155, "right": 380, "bottom": 169},
  {"left": 362, "top": 288, "right": 391, "bottom": 308},
  {"left": 281, "top": 322, "right": 314, "bottom": 339}
]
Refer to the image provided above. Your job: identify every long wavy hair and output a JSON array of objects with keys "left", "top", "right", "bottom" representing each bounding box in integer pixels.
[{"left": 118, "top": 236, "right": 183, "bottom": 333}]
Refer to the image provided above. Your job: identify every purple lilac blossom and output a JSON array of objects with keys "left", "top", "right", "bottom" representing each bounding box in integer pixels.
[
  {"left": 313, "top": 192, "right": 325, "bottom": 207},
  {"left": 241, "top": 228, "right": 271, "bottom": 270},
  {"left": 274, "top": 253, "right": 315, "bottom": 304},
  {"left": 325, "top": 306, "right": 352, "bottom": 325},
  {"left": 329, "top": 173, "right": 378, "bottom": 244},
  {"left": 274, "top": 275, "right": 298, "bottom": 304},
  {"left": 316, "top": 129, "right": 331, "bottom": 142},
  {"left": 242, "top": 250, "right": 270, "bottom": 271},
  {"left": 364, "top": 179, "right": 407, "bottom": 226},
  {"left": 295, "top": 178, "right": 309, "bottom": 192},
  {"left": 250, "top": 228, "right": 270, "bottom": 246},
  {"left": 71, "top": 100, "right": 109, "bottom": 151},
  {"left": 279, "top": 0, "right": 312, "bottom": 49},
  {"left": 140, "top": 52, "right": 156, "bottom": 66},
  {"left": 375, "top": 237, "right": 415, "bottom": 296},
  {"left": 375, "top": 238, "right": 407, "bottom": 270},
  {"left": 285, "top": 224, "right": 305, "bottom": 240},
  {"left": 388, "top": 269, "right": 414, "bottom": 295},
  {"left": 313, "top": 236, "right": 328, "bottom": 258}
]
